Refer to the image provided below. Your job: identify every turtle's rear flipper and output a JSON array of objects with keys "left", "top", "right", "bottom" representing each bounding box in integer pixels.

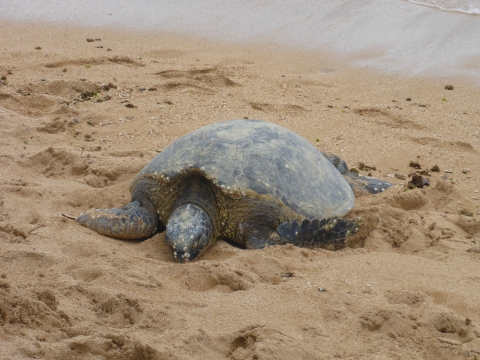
[
  {"left": 322, "top": 152, "right": 393, "bottom": 194},
  {"left": 77, "top": 201, "right": 158, "bottom": 240},
  {"left": 275, "top": 217, "right": 359, "bottom": 250},
  {"left": 344, "top": 172, "right": 393, "bottom": 195}
]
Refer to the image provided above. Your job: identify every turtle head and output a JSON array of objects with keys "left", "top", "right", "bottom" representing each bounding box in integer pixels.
[{"left": 165, "top": 203, "right": 214, "bottom": 263}]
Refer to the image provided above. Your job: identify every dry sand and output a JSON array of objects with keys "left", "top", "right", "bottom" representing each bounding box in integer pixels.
[{"left": 0, "top": 20, "right": 480, "bottom": 359}]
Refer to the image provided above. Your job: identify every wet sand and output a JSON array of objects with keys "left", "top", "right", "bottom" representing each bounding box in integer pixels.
[
  {"left": 2, "top": 0, "right": 480, "bottom": 81},
  {"left": 0, "top": 20, "right": 479, "bottom": 359}
]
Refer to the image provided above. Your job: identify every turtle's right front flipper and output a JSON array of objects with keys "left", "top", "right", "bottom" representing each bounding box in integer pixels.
[
  {"left": 276, "top": 217, "right": 359, "bottom": 250},
  {"left": 246, "top": 217, "right": 359, "bottom": 250},
  {"left": 77, "top": 200, "right": 158, "bottom": 240}
]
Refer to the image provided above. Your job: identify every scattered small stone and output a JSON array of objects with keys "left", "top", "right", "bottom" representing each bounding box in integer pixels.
[
  {"left": 95, "top": 38, "right": 102, "bottom": 41},
  {"left": 80, "top": 91, "right": 97, "bottom": 100},
  {"left": 35, "top": 46, "right": 42, "bottom": 50},
  {"left": 462, "top": 168, "right": 471, "bottom": 174},
  {"left": 394, "top": 174, "right": 406, "bottom": 180},
  {"left": 431, "top": 165, "right": 440, "bottom": 172},
  {"left": 280, "top": 272, "right": 294, "bottom": 278},
  {"left": 72, "top": 118, "right": 79, "bottom": 124},
  {"left": 318, "top": 287, "right": 327, "bottom": 292},
  {"left": 102, "top": 82, "right": 117, "bottom": 91},
  {"left": 139, "top": 88, "right": 146, "bottom": 92},
  {"left": 445, "top": 169, "right": 453, "bottom": 173},
  {"left": 406, "top": 97, "right": 412, "bottom": 101},
  {"left": 100, "top": 120, "right": 113, "bottom": 126},
  {"left": 86, "top": 38, "right": 94, "bottom": 42},
  {"left": 407, "top": 174, "right": 430, "bottom": 189},
  {"left": 86, "top": 119, "right": 94, "bottom": 126},
  {"left": 418, "top": 104, "right": 427, "bottom": 107},
  {"left": 409, "top": 161, "right": 421, "bottom": 169},
  {"left": 445, "top": 85, "right": 454, "bottom": 90},
  {"left": 164, "top": 100, "right": 173, "bottom": 105},
  {"left": 41, "top": 78, "right": 46, "bottom": 82},
  {"left": 39, "top": 272, "right": 45, "bottom": 277},
  {"left": 460, "top": 209, "right": 473, "bottom": 217},
  {"left": 125, "top": 103, "right": 136, "bottom": 108},
  {"left": 358, "top": 162, "right": 376, "bottom": 171},
  {"left": 148, "top": 87, "right": 157, "bottom": 91},
  {"left": 107, "top": 48, "right": 112, "bottom": 51},
  {"left": 84, "top": 134, "right": 95, "bottom": 141},
  {"left": 418, "top": 170, "right": 431, "bottom": 176},
  {"left": 95, "top": 45, "right": 103, "bottom": 49}
]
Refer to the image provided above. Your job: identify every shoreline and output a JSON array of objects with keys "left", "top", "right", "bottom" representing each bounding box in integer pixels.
[{"left": 1, "top": 1, "right": 480, "bottom": 82}]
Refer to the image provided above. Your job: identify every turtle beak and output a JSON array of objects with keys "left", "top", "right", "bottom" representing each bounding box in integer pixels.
[
  {"left": 172, "top": 250, "right": 191, "bottom": 263},
  {"left": 172, "top": 248, "right": 202, "bottom": 263}
]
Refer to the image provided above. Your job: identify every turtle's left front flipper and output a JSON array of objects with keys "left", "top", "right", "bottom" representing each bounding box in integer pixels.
[
  {"left": 77, "top": 200, "right": 158, "bottom": 240},
  {"left": 275, "top": 217, "right": 359, "bottom": 250}
]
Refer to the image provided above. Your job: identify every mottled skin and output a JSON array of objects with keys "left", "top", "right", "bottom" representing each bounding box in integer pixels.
[{"left": 77, "top": 119, "right": 392, "bottom": 262}]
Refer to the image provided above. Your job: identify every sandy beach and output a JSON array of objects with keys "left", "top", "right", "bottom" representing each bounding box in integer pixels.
[{"left": 0, "top": 8, "right": 479, "bottom": 359}]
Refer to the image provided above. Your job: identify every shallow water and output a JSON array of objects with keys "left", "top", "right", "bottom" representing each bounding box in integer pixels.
[{"left": 406, "top": 0, "right": 480, "bottom": 14}]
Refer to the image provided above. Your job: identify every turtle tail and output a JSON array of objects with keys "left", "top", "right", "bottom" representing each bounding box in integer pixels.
[{"left": 77, "top": 200, "right": 158, "bottom": 240}]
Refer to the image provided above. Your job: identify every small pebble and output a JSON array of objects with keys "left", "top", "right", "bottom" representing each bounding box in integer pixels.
[
  {"left": 462, "top": 168, "right": 471, "bottom": 174},
  {"left": 318, "top": 287, "right": 327, "bottom": 292},
  {"left": 41, "top": 78, "right": 46, "bottom": 81},
  {"left": 445, "top": 170, "right": 453, "bottom": 173}
]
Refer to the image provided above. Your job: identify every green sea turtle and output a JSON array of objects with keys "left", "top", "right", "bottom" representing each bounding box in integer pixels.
[{"left": 77, "top": 119, "right": 392, "bottom": 262}]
